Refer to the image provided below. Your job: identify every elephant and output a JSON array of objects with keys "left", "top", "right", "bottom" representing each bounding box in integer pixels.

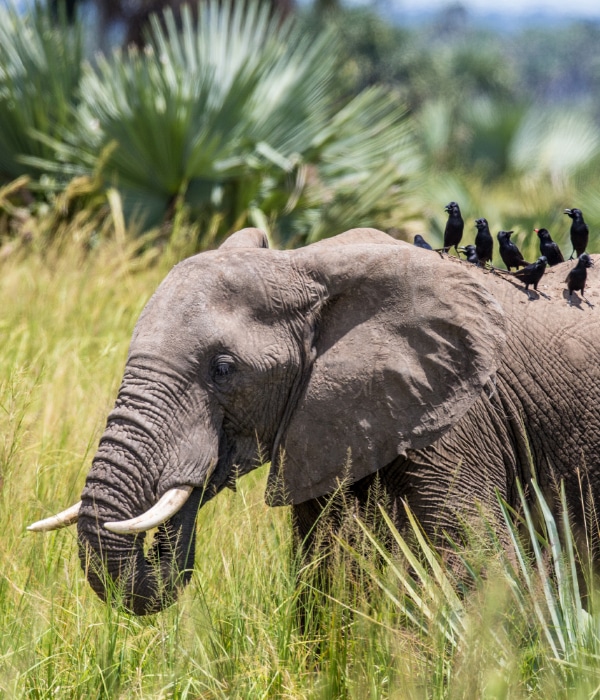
[{"left": 28, "top": 226, "right": 600, "bottom": 615}]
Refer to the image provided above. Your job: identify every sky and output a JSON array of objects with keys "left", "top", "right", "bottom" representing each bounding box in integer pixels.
[
  {"left": 5, "top": 0, "right": 600, "bottom": 21},
  {"left": 397, "top": 0, "right": 600, "bottom": 17}
]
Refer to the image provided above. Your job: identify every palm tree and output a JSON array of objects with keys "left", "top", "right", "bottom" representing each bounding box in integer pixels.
[{"left": 34, "top": 0, "right": 420, "bottom": 244}]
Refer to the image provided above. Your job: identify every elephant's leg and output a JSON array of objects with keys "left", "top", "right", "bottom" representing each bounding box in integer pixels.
[
  {"left": 291, "top": 495, "right": 345, "bottom": 633},
  {"left": 292, "top": 496, "right": 337, "bottom": 555},
  {"left": 291, "top": 488, "right": 383, "bottom": 633},
  {"left": 375, "top": 453, "right": 510, "bottom": 556},
  {"left": 292, "top": 486, "right": 380, "bottom": 559}
]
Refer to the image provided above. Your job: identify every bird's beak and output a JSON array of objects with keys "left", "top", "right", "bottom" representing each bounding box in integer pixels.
[
  {"left": 564, "top": 209, "right": 572, "bottom": 215},
  {"left": 534, "top": 228, "right": 539, "bottom": 233}
]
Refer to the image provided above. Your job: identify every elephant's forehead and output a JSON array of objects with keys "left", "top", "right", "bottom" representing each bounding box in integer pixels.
[
  {"left": 169, "top": 249, "right": 278, "bottom": 298},
  {"left": 130, "top": 249, "right": 287, "bottom": 355}
]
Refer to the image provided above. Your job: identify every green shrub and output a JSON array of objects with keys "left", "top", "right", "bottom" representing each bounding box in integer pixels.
[
  {"left": 0, "top": 4, "right": 82, "bottom": 182},
  {"left": 32, "top": 0, "right": 419, "bottom": 244}
]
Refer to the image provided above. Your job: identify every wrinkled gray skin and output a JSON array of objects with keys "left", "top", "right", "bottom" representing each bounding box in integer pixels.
[{"left": 77, "top": 227, "right": 600, "bottom": 614}]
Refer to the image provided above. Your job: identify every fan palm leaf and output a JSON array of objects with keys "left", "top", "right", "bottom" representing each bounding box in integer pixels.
[
  {"left": 0, "top": 4, "right": 83, "bottom": 180},
  {"left": 31, "top": 0, "right": 418, "bottom": 242}
]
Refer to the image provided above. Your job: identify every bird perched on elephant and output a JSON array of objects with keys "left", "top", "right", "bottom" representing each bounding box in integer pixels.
[
  {"left": 509, "top": 256, "right": 548, "bottom": 299},
  {"left": 474, "top": 217, "right": 493, "bottom": 265},
  {"left": 565, "top": 208, "right": 589, "bottom": 259},
  {"left": 413, "top": 234, "right": 433, "bottom": 250},
  {"left": 566, "top": 253, "right": 594, "bottom": 306},
  {"left": 536, "top": 228, "right": 564, "bottom": 267},
  {"left": 443, "top": 201, "right": 464, "bottom": 254},
  {"left": 459, "top": 244, "right": 479, "bottom": 265},
  {"left": 29, "top": 227, "right": 600, "bottom": 616},
  {"left": 497, "top": 230, "right": 530, "bottom": 271}
]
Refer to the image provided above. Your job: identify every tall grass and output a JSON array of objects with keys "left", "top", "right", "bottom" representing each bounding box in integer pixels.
[{"left": 3, "top": 229, "right": 600, "bottom": 697}]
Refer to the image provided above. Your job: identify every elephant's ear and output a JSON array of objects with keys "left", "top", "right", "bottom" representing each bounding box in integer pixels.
[
  {"left": 219, "top": 228, "right": 269, "bottom": 249},
  {"left": 266, "top": 241, "right": 506, "bottom": 506}
]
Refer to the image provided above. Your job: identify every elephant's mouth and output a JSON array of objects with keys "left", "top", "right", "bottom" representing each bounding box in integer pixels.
[
  {"left": 29, "top": 479, "right": 222, "bottom": 616},
  {"left": 77, "top": 485, "right": 205, "bottom": 615},
  {"left": 31, "top": 452, "right": 238, "bottom": 615}
]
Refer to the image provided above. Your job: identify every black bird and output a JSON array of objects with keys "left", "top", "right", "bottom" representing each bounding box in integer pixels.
[
  {"left": 566, "top": 253, "right": 594, "bottom": 306},
  {"left": 497, "top": 230, "right": 530, "bottom": 271},
  {"left": 474, "top": 218, "right": 493, "bottom": 265},
  {"left": 460, "top": 244, "right": 480, "bottom": 265},
  {"left": 512, "top": 256, "right": 548, "bottom": 298},
  {"left": 413, "top": 234, "right": 433, "bottom": 250},
  {"left": 565, "top": 208, "right": 589, "bottom": 259},
  {"left": 535, "top": 228, "right": 564, "bottom": 266},
  {"left": 443, "top": 201, "right": 464, "bottom": 254}
]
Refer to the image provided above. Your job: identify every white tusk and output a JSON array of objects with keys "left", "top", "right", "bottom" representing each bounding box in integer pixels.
[
  {"left": 27, "top": 501, "right": 82, "bottom": 532},
  {"left": 104, "top": 486, "right": 194, "bottom": 534}
]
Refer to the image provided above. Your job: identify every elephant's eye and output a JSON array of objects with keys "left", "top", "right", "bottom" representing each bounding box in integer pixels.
[{"left": 212, "top": 356, "right": 235, "bottom": 382}]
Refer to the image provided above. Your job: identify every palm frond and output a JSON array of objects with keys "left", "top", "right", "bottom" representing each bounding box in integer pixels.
[
  {"left": 28, "top": 0, "right": 418, "bottom": 240},
  {"left": 0, "top": 4, "right": 83, "bottom": 181}
]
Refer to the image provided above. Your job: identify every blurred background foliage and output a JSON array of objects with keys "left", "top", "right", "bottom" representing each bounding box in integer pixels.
[{"left": 0, "top": 0, "right": 599, "bottom": 259}]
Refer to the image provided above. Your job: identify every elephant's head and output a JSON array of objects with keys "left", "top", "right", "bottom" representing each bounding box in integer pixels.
[{"left": 29, "top": 227, "right": 506, "bottom": 614}]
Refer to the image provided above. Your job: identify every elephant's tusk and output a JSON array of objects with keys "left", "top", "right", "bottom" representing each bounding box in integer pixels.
[
  {"left": 104, "top": 486, "right": 194, "bottom": 534},
  {"left": 27, "top": 501, "right": 82, "bottom": 532}
]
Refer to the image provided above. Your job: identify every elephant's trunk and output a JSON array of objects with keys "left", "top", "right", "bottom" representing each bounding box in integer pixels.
[
  {"left": 77, "top": 363, "right": 220, "bottom": 614},
  {"left": 77, "top": 480, "right": 202, "bottom": 615}
]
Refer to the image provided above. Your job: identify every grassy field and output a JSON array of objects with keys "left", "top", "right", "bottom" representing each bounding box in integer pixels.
[{"left": 2, "top": 235, "right": 600, "bottom": 698}]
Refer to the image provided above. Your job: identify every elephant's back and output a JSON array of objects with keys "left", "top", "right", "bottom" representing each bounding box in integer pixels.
[{"left": 480, "top": 254, "right": 600, "bottom": 316}]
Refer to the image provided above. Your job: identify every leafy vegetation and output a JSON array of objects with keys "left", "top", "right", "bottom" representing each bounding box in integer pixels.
[
  {"left": 0, "top": 5, "right": 83, "bottom": 182},
  {"left": 2, "top": 1, "right": 600, "bottom": 256},
  {"left": 311, "top": 6, "right": 600, "bottom": 257},
  {"left": 0, "top": 0, "right": 419, "bottom": 247}
]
